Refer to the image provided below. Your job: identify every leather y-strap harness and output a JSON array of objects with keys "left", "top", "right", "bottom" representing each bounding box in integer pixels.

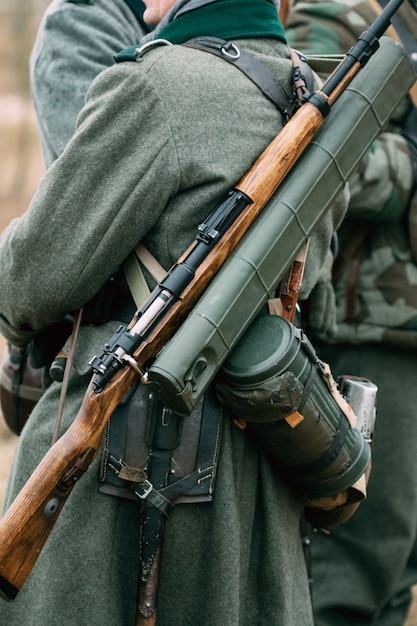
[
  {"left": 183, "top": 36, "right": 315, "bottom": 121},
  {"left": 107, "top": 38, "right": 316, "bottom": 626}
]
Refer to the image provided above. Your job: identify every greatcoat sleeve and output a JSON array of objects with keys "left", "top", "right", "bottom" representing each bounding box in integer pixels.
[
  {"left": 0, "top": 63, "right": 179, "bottom": 345},
  {"left": 30, "top": 0, "right": 147, "bottom": 167}
]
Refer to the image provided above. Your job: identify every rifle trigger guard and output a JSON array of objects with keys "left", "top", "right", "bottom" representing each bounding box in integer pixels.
[{"left": 122, "top": 354, "right": 145, "bottom": 378}]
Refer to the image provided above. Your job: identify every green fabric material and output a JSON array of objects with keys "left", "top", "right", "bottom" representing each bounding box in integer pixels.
[
  {"left": 285, "top": 2, "right": 417, "bottom": 625},
  {"left": 307, "top": 247, "right": 337, "bottom": 338},
  {"left": 156, "top": 0, "right": 286, "bottom": 44},
  {"left": 31, "top": 0, "right": 148, "bottom": 166}
]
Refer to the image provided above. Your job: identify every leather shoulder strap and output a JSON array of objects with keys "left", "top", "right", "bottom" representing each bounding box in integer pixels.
[{"left": 183, "top": 36, "right": 314, "bottom": 121}]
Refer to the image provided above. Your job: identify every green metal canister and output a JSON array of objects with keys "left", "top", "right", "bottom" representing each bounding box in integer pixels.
[{"left": 217, "top": 315, "right": 370, "bottom": 499}]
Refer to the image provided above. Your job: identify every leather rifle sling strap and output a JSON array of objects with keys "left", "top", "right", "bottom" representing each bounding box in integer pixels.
[
  {"left": 50, "top": 308, "right": 83, "bottom": 446},
  {"left": 273, "top": 242, "right": 310, "bottom": 322}
]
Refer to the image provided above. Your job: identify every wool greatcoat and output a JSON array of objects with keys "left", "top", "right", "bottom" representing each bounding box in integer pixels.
[{"left": 0, "top": 32, "right": 347, "bottom": 626}]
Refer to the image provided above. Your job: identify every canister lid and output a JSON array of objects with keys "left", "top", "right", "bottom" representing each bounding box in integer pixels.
[{"left": 222, "top": 315, "right": 300, "bottom": 385}]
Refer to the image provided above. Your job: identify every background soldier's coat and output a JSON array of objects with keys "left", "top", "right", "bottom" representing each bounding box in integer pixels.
[
  {"left": 287, "top": 1, "right": 417, "bottom": 624},
  {"left": 287, "top": 0, "right": 417, "bottom": 348}
]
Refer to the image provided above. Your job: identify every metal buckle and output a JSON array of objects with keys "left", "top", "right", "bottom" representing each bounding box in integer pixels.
[{"left": 135, "top": 479, "right": 154, "bottom": 500}]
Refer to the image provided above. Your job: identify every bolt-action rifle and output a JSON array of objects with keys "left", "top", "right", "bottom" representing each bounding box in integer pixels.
[{"left": 0, "top": 0, "right": 415, "bottom": 602}]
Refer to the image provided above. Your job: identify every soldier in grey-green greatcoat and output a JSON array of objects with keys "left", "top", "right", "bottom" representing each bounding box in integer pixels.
[
  {"left": 286, "top": 1, "right": 417, "bottom": 623},
  {"left": 0, "top": 0, "right": 350, "bottom": 624},
  {"left": 30, "top": 0, "right": 149, "bottom": 167}
]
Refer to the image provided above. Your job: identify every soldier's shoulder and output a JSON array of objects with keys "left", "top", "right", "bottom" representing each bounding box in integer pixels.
[{"left": 114, "top": 39, "right": 175, "bottom": 63}]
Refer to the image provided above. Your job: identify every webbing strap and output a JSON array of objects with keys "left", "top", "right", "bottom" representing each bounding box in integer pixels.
[
  {"left": 123, "top": 251, "right": 150, "bottom": 309},
  {"left": 123, "top": 243, "right": 167, "bottom": 309},
  {"left": 291, "top": 413, "right": 350, "bottom": 478}
]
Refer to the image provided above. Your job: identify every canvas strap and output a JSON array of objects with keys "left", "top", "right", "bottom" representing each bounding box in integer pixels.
[{"left": 123, "top": 244, "right": 167, "bottom": 308}]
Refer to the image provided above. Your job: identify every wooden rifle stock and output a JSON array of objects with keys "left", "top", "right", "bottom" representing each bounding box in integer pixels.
[{"left": 0, "top": 0, "right": 409, "bottom": 600}]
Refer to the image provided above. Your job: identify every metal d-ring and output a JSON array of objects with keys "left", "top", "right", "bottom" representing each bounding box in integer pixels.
[{"left": 221, "top": 42, "right": 240, "bottom": 60}]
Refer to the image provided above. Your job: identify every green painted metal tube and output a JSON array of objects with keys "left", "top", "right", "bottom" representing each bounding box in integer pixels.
[{"left": 148, "top": 37, "right": 416, "bottom": 415}]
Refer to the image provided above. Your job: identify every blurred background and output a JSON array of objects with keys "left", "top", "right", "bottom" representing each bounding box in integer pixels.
[
  {"left": 0, "top": 1, "right": 417, "bottom": 622},
  {"left": 0, "top": 0, "right": 48, "bottom": 508}
]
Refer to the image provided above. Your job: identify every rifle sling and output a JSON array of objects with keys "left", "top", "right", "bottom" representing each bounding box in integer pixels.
[{"left": 50, "top": 309, "right": 83, "bottom": 446}]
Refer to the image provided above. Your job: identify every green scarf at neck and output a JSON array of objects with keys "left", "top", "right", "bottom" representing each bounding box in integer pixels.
[{"left": 157, "top": 0, "right": 286, "bottom": 44}]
